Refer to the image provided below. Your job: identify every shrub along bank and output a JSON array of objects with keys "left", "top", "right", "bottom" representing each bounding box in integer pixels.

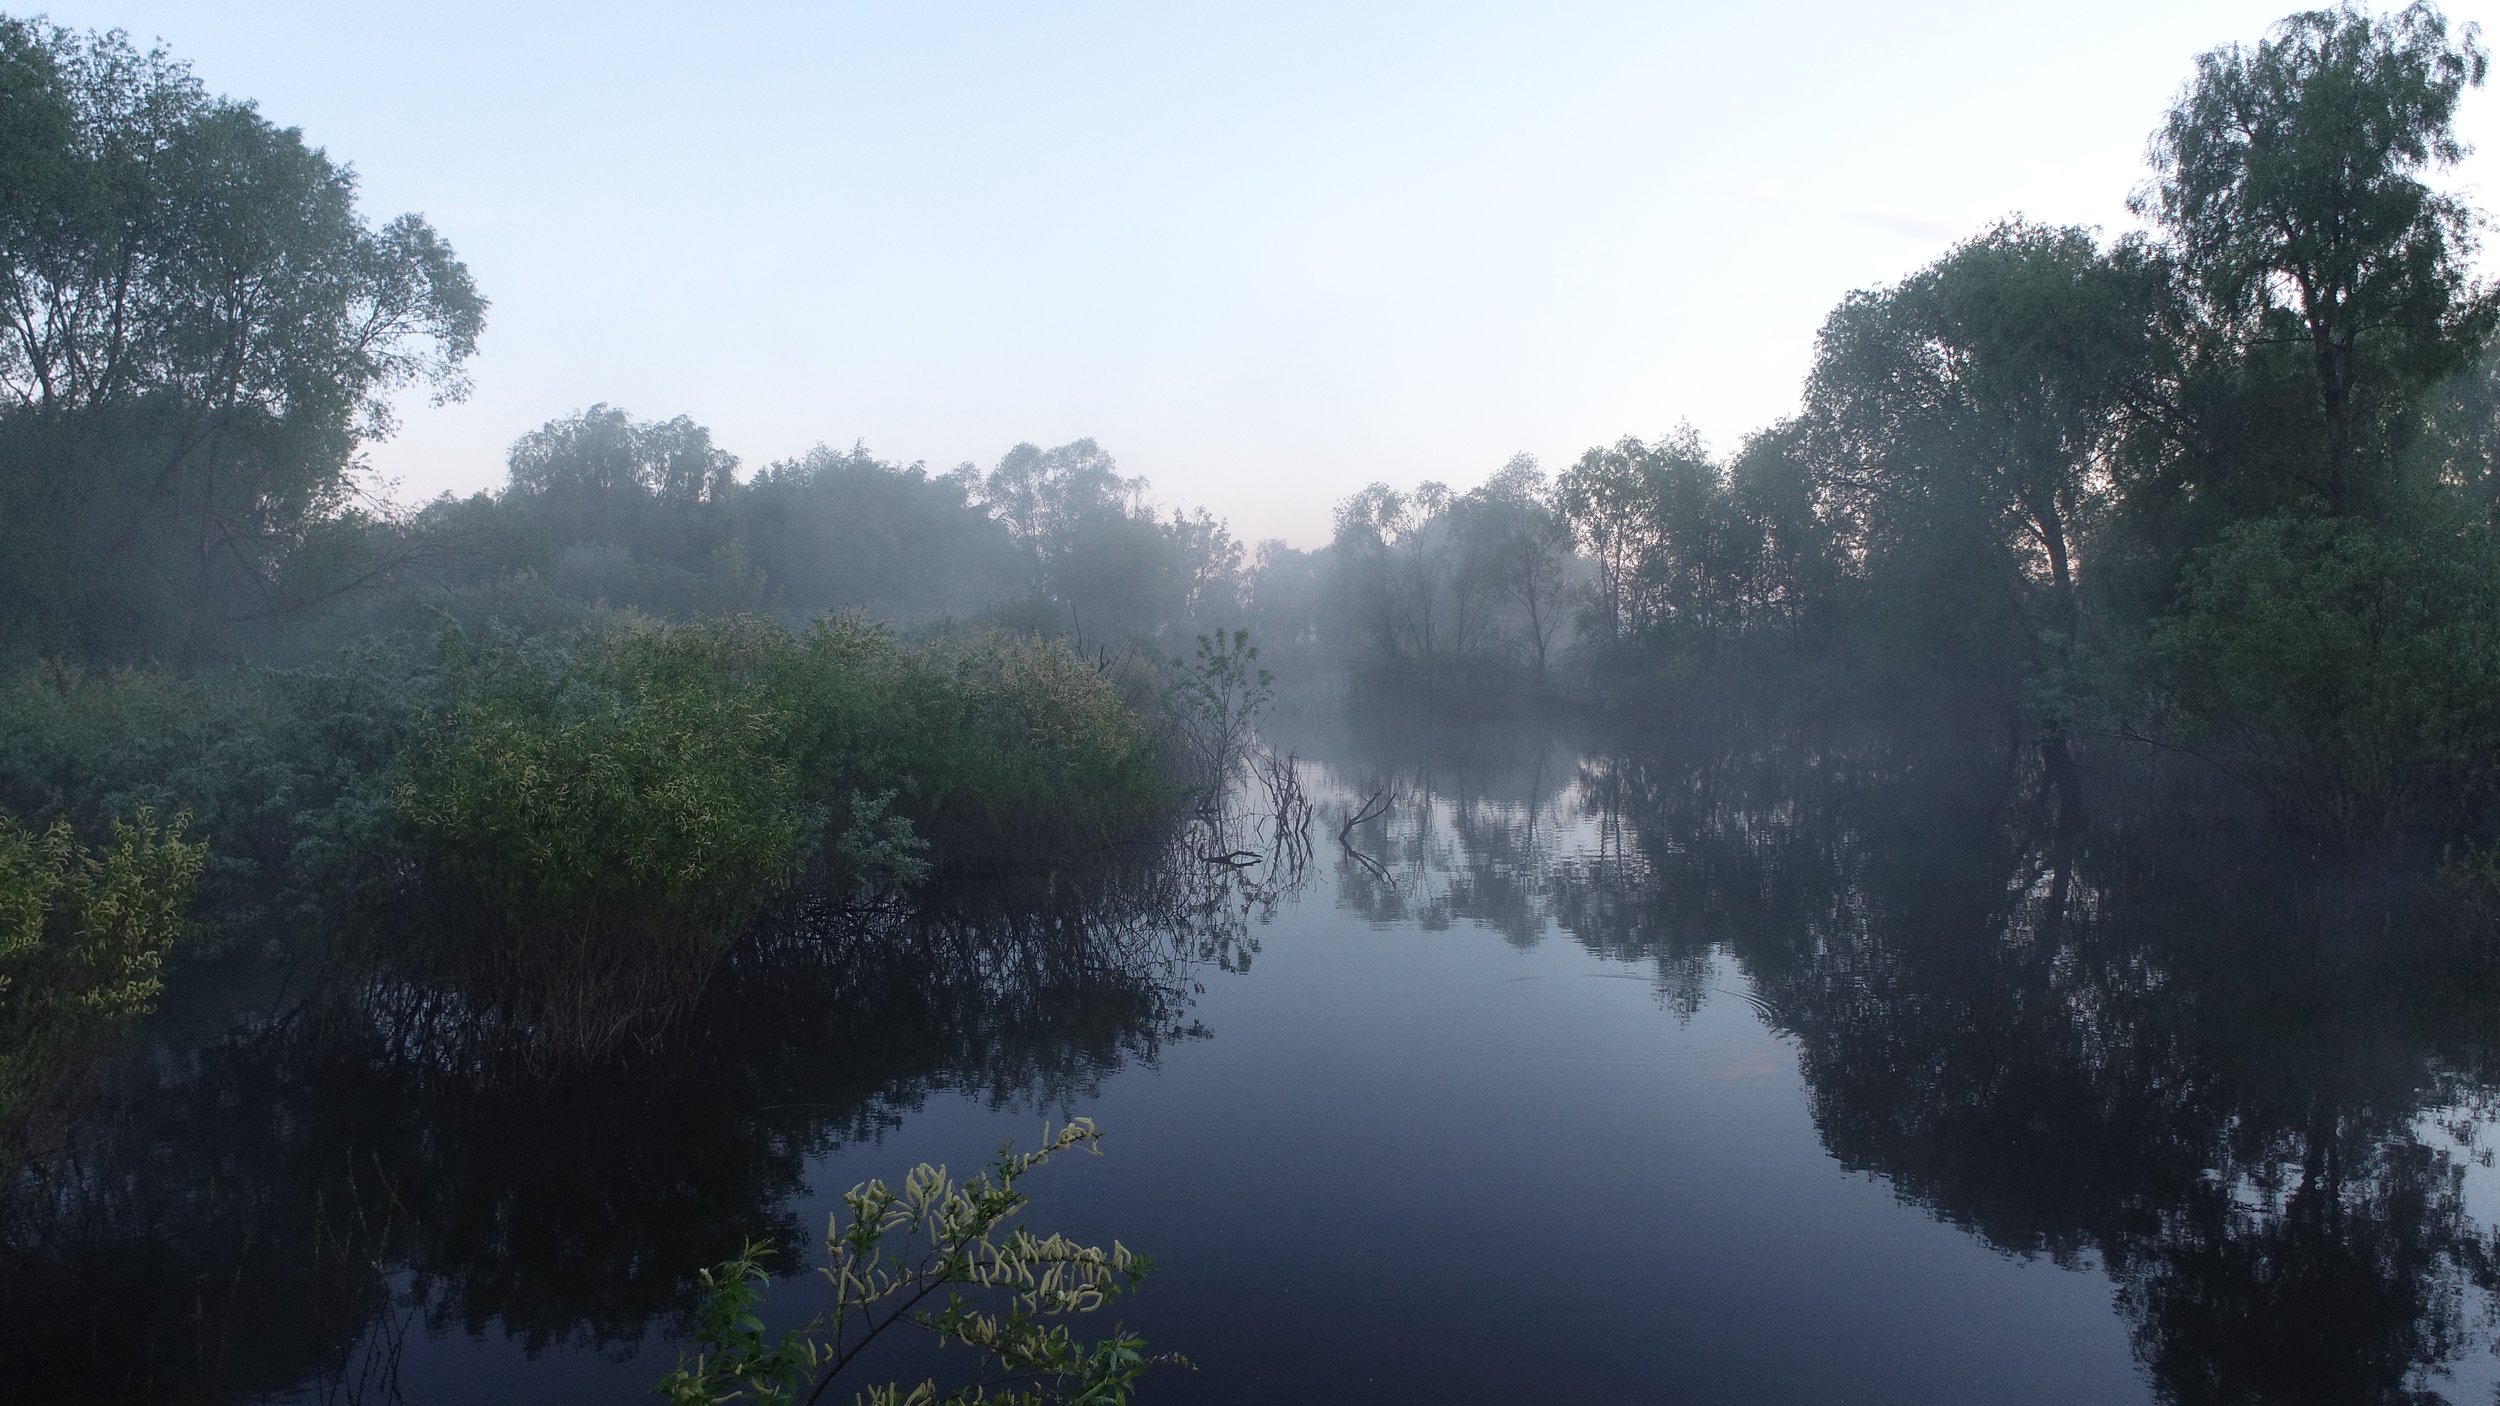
[
  {"left": 0, "top": 613, "right": 1195, "bottom": 1085},
  {"left": 396, "top": 615, "right": 1176, "bottom": 1061},
  {"left": 0, "top": 810, "right": 202, "bottom": 1149}
]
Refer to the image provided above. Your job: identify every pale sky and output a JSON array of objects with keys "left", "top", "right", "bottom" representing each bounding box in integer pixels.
[{"left": 31, "top": 1, "right": 2500, "bottom": 546}]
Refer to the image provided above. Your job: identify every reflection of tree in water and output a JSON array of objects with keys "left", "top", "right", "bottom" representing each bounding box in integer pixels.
[
  {"left": 1616, "top": 738, "right": 2500, "bottom": 1405},
  {"left": 0, "top": 845, "right": 1276, "bottom": 1405},
  {"left": 1327, "top": 717, "right": 2500, "bottom": 1405},
  {"left": 1314, "top": 719, "right": 1715, "bottom": 1013},
  {"left": 1322, "top": 723, "right": 1577, "bottom": 938}
]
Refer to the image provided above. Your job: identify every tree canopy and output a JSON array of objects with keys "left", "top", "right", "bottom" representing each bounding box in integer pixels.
[
  {"left": 2141, "top": 0, "right": 2492, "bottom": 513},
  {"left": 0, "top": 19, "right": 483, "bottom": 663}
]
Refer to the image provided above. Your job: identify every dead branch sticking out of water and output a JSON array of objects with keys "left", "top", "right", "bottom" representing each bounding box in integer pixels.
[
  {"left": 1331, "top": 780, "right": 1395, "bottom": 887},
  {"left": 1338, "top": 786, "right": 1391, "bottom": 843},
  {"left": 1258, "top": 750, "right": 1314, "bottom": 867}
]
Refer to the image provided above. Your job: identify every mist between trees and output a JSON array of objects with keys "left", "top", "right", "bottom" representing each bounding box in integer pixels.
[
  {"left": 3, "top": 0, "right": 2500, "bottom": 1214},
  {"left": 5, "top": 5, "right": 2500, "bottom": 1401},
  {"left": 1301, "top": 3, "right": 2500, "bottom": 847}
]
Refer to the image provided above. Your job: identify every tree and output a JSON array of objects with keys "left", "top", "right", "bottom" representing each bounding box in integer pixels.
[
  {"left": 1726, "top": 423, "right": 1844, "bottom": 663},
  {"left": 0, "top": 20, "right": 483, "bottom": 662},
  {"left": 738, "top": 444, "right": 1026, "bottom": 623},
  {"left": 1555, "top": 427, "right": 1755, "bottom": 672},
  {"left": 2148, "top": 513, "right": 2500, "bottom": 835},
  {"left": 1329, "top": 481, "right": 1425, "bottom": 669},
  {"left": 981, "top": 439, "right": 1144, "bottom": 550},
  {"left": 1455, "top": 455, "right": 1574, "bottom": 684},
  {"left": 1636, "top": 436, "right": 1748, "bottom": 665},
  {"left": 1245, "top": 538, "right": 1331, "bottom": 659},
  {"left": 1554, "top": 435, "right": 1661, "bottom": 642},
  {"left": 507, "top": 404, "right": 738, "bottom": 508},
  {"left": 1330, "top": 476, "right": 1524, "bottom": 680},
  {"left": 977, "top": 439, "right": 1241, "bottom": 646},
  {"left": 483, "top": 404, "right": 751, "bottom": 614},
  {"left": 2139, "top": 1, "right": 2492, "bottom": 515},
  {"left": 502, "top": 403, "right": 740, "bottom": 555},
  {"left": 1808, "top": 222, "right": 2169, "bottom": 664}
]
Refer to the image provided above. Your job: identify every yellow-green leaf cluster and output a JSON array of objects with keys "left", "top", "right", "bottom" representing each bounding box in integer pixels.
[{"left": 0, "top": 808, "right": 203, "bottom": 1134}]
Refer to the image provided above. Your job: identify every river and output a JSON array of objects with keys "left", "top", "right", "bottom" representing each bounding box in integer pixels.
[{"left": 8, "top": 710, "right": 2499, "bottom": 1404}]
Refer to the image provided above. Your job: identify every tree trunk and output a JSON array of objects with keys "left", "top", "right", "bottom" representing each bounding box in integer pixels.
[{"left": 2313, "top": 324, "right": 2355, "bottom": 515}]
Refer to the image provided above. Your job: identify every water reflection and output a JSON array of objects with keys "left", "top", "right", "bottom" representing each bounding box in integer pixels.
[
  {"left": 10, "top": 719, "right": 2500, "bottom": 1404},
  {"left": 1300, "top": 712, "right": 2500, "bottom": 1405},
  {"left": 0, "top": 851, "right": 1276, "bottom": 1404}
]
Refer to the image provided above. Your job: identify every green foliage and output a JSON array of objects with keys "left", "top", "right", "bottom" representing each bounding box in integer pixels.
[
  {"left": 1543, "top": 428, "right": 1846, "bottom": 699},
  {"left": 2141, "top": 0, "right": 2491, "bottom": 513},
  {"left": 741, "top": 446, "right": 1028, "bottom": 624},
  {"left": 0, "top": 648, "right": 427, "bottom": 940},
  {"left": 1171, "top": 629, "right": 1272, "bottom": 789},
  {"left": 393, "top": 424, "right": 1243, "bottom": 662},
  {"left": 404, "top": 620, "right": 812, "bottom": 940},
  {"left": 1724, "top": 424, "right": 1845, "bottom": 666},
  {"left": 398, "top": 619, "right": 816, "bottom": 1059},
  {"left": 0, "top": 603, "right": 1188, "bottom": 1067},
  {"left": 1806, "top": 221, "right": 2169, "bottom": 661},
  {"left": 656, "top": 1119, "right": 1180, "bottom": 1406},
  {"left": 0, "top": 808, "right": 202, "bottom": 1133},
  {"left": 447, "top": 404, "right": 767, "bottom": 620},
  {"left": 0, "top": 18, "right": 482, "bottom": 665},
  {"left": 979, "top": 438, "right": 1245, "bottom": 649},
  {"left": 1329, "top": 479, "right": 1466, "bottom": 675},
  {"left": 1330, "top": 462, "right": 1578, "bottom": 689},
  {"left": 835, "top": 790, "right": 934, "bottom": 893},
  {"left": 1452, "top": 457, "right": 1576, "bottom": 684},
  {"left": 1556, "top": 428, "right": 1749, "bottom": 653},
  {"left": 2148, "top": 513, "right": 2500, "bottom": 835},
  {"left": 1466, "top": 1, "right": 2500, "bottom": 838},
  {"left": 879, "top": 634, "right": 1175, "bottom": 872},
  {"left": 382, "top": 615, "right": 1183, "bottom": 1060}
]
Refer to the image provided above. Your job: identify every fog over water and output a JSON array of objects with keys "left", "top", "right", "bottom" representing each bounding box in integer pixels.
[{"left": 8, "top": 5, "right": 2500, "bottom": 1403}]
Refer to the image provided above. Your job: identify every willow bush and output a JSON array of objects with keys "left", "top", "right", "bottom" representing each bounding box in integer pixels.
[
  {"left": 398, "top": 620, "right": 816, "bottom": 1062},
  {"left": 0, "top": 649, "right": 430, "bottom": 945},
  {"left": 877, "top": 633, "right": 1172, "bottom": 876},
  {"left": 0, "top": 809, "right": 203, "bottom": 1141},
  {"left": 392, "top": 616, "right": 1188, "bottom": 1064}
]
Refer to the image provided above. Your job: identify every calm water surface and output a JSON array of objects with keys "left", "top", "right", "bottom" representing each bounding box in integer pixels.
[{"left": 10, "top": 715, "right": 2500, "bottom": 1404}]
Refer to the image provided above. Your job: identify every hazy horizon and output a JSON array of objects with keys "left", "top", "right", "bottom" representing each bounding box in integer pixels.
[{"left": 36, "top": 0, "right": 2500, "bottom": 547}]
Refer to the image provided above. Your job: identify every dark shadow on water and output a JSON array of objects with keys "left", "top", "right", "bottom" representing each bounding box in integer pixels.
[{"left": 0, "top": 851, "right": 1272, "bottom": 1404}]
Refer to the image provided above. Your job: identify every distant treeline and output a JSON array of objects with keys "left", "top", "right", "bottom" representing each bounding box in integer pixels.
[
  {"left": 407, "top": 419, "right": 1248, "bottom": 652},
  {"left": 5, "top": 6, "right": 2498, "bottom": 848},
  {"left": 1290, "top": 3, "right": 2500, "bottom": 841}
]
